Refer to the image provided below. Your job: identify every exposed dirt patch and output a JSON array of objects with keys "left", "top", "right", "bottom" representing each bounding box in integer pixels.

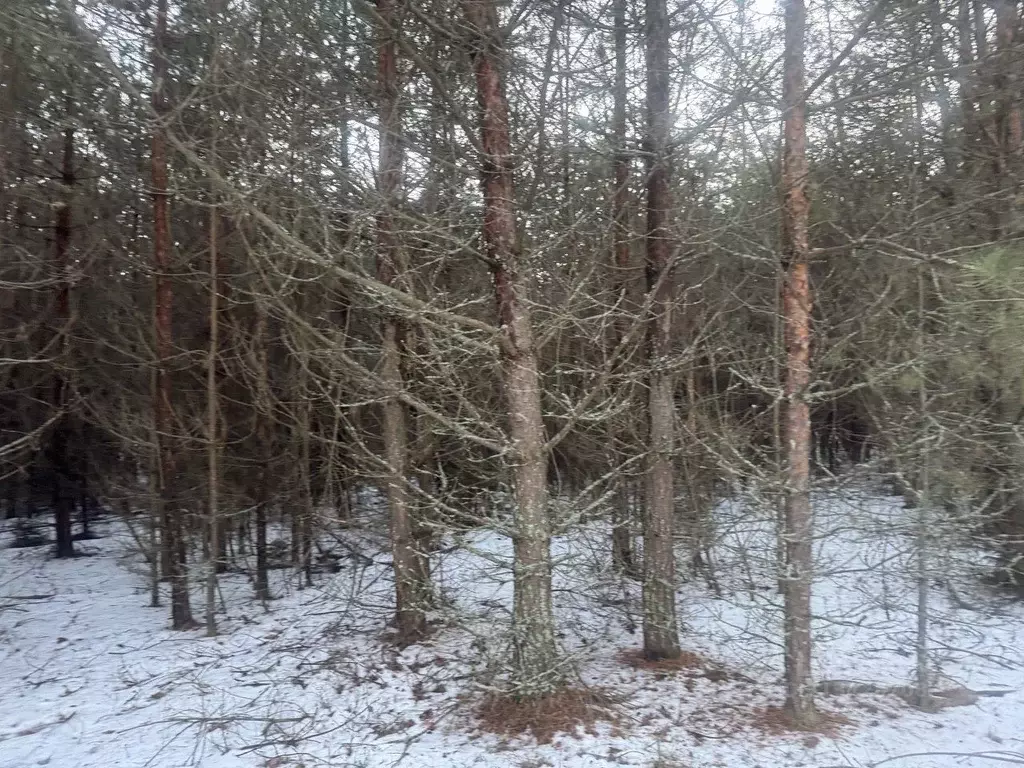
[
  {"left": 475, "top": 688, "right": 618, "bottom": 744},
  {"left": 748, "top": 705, "right": 851, "bottom": 736},
  {"left": 617, "top": 648, "right": 709, "bottom": 672},
  {"left": 616, "top": 648, "right": 755, "bottom": 686}
]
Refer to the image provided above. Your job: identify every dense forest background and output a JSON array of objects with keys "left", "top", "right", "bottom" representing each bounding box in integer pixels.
[{"left": 4, "top": 0, "right": 1024, "bottom": 728}]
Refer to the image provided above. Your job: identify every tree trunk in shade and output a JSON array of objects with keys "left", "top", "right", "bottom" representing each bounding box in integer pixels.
[
  {"left": 253, "top": 308, "right": 272, "bottom": 603},
  {"left": 152, "top": 0, "right": 195, "bottom": 630},
  {"left": 51, "top": 112, "right": 74, "bottom": 560}
]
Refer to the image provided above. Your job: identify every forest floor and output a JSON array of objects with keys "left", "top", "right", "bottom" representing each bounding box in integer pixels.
[{"left": 2, "top": 483, "right": 1023, "bottom": 768}]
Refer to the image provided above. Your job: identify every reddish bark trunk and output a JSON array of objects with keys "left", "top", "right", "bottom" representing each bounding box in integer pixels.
[
  {"left": 462, "top": 0, "right": 561, "bottom": 697},
  {"left": 641, "top": 0, "right": 681, "bottom": 662},
  {"left": 781, "top": 0, "right": 817, "bottom": 726},
  {"left": 376, "top": 0, "right": 427, "bottom": 643},
  {"left": 152, "top": 0, "right": 194, "bottom": 630}
]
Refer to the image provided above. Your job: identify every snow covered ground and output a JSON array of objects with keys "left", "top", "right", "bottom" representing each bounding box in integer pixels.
[{"left": 2, "top": 485, "right": 1023, "bottom": 768}]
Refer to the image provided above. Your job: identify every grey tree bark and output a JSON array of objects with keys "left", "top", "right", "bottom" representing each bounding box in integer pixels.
[
  {"left": 610, "top": 0, "right": 637, "bottom": 578},
  {"left": 781, "top": 0, "right": 817, "bottom": 726},
  {"left": 376, "top": 0, "right": 428, "bottom": 643},
  {"left": 641, "top": 0, "right": 681, "bottom": 662},
  {"left": 462, "top": 0, "right": 562, "bottom": 697}
]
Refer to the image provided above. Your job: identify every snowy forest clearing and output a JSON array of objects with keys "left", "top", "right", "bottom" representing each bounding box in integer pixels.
[{"left": 2, "top": 487, "right": 1022, "bottom": 768}]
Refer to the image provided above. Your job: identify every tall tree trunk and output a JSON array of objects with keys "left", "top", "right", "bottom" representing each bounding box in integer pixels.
[
  {"left": 992, "top": 0, "right": 1021, "bottom": 237},
  {"left": 462, "top": 0, "right": 561, "bottom": 698},
  {"left": 152, "top": 0, "right": 194, "bottom": 630},
  {"left": 297, "top": 394, "right": 314, "bottom": 589},
  {"left": 287, "top": 348, "right": 314, "bottom": 590},
  {"left": 205, "top": 177, "right": 220, "bottom": 636},
  {"left": 411, "top": 408, "right": 437, "bottom": 604},
  {"left": 989, "top": 0, "right": 1024, "bottom": 582},
  {"left": 913, "top": 272, "right": 934, "bottom": 710},
  {"left": 253, "top": 307, "right": 272, "bottom": 602},
  {"left": 956, "top": 0, "right": 978, "bottom": 189},
  {"left": 610, "top": 0, "right": 636, "bottom": 577},
  {"left": 996, "top": 0, "right": 1022, "bottom": 154},
  {"left": 148, "top": 407, "right": 162, "bottom": 607},
  {"left": 376, "top": 0, "right": 428, "bottom": 643},
  {"left": 929, "top": 0, "right": 958, "bottom": 182},
  {"left": 781, "top": 0, "right": 816, "bottom": 726},
  {"left": 338, "top": 0, "right": 353, "bottom": 247},
  {"left": 51, "top": 112, "right": 74, "bottom": 560},
  {"left": 78, "top": 482, "right": 91, "bottom": 538},
  {"left": 641, "top": 0, "right": 681, "bottom": 662},
  {"left": 974, "top": 0, "right": 988, "bottom": 62},
  {"left": 204, "top": 0, "right": 221, "bottom": 637},
  {"left": 527, "top": 0, "right": 567, "bottom": 210}
]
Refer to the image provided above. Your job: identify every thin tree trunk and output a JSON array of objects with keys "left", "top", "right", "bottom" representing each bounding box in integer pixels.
[
  {"left": 204, "top": 0, "right": 221, "bottom": 637},
  {"left": 641, "top": 0, "right": 681, "bottom": 662},
  {"left": 254, "top": 309, "right": 271, "bottom": 602},
  {"left": 79, "top": 483, "right": 91, "bottom": 538},
  {"left": 51, "top": 112, "right": 74, "bottom": 560},
  {"left": 959, "top": 0, "right": 976, "bottom": 124},
  {"left": 781, "top": 0, "right": 816, "bottom": 726},
  {"left": 5, "top": 480, "right": 16, "bottom": 520},
  {"left": 610, "top": 0, "right": 636, "bottom": 577},
  {"left": 254, "top": 442, "right": 271, "bottom": 601},
  {"left": 559, "top": 5, "right": 574, "bottom": 259},
  {"left": 462, "top": 0, "right": 562, "bottom": 698},
  {"left": 338, "top": 0, "right": 352, "bottom": 247},
  {"left": 929, "top": 0, "right": 958, "bottom": 181},
  {"left": 250, "top": 2, "right": 272, "bottom": 604},
  {"left": 412, "top": 409, "right": 437, "bottom": 605},
  {"left": 996, "top": 0, "right": 1022, "bottom": 154},
  {"left": 288, "top": 356, "right": 314, "bottom": 590},
  {"left": 957, "top": 0, "right": 979, "bottom": 191},
  {"left": 914, "top": 272, "right": 933, "bottom": 710},
  {"left": 298, "top": 396, "right": 314, "bottom": 589},
  {"left": 974, "top": 0, "right": 988, "bottom": 62},
  {"left": 376, "top": 0, "right": 427, "bottom": 643},
  {"left": 612, "top": 480, "right": 635, "bottom": 574},
  {"left": 205, "top": 182, "right": 219, "bottom": 636},
  {"left": 205, "top": 355, "right": 219, "bottom": 630},
  {"left": 527, "top": 0, "right": 568, "bottom": 210},
  {"left": 148, "top": 412, "right": 161, "bottom": 607},
  {"left": 236, "top": 510, "right": 247, "bottom": 558},
  {"left": 992, "top": 0, "right": 1021, "bottom": 237},
  {"left": 152, "top": 0, "right": 194, "bottom": 630},
  {"left": 290, "top": 480, "right": 301, "bottom": 566}
]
